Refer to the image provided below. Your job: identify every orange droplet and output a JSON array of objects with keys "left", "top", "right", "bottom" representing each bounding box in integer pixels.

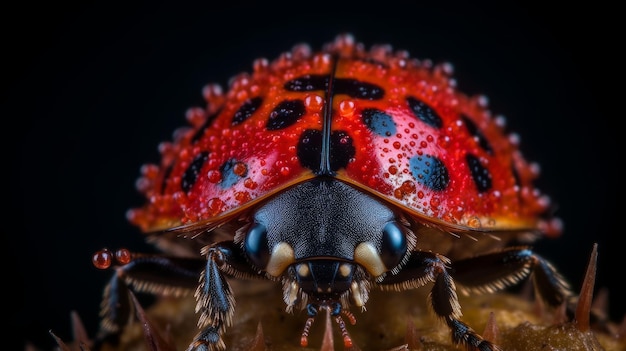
[
  {"left": 235, "top": 191, "right": 251, "bottom": 203},
  {"left": 207, "top": 197, "right": 225, "bottom": 214},
  {"left": 467, "top": 216, "right": 481, "bottom": 228},
  {"left": 233, "top": 162, "right": 247, "bottom": 176},
  {"left": 244, "top": 178, "right": 258, "bottom": 189},
  {"left": 115, "top": 248, "right": 132, "bottom": 265},
  {"left": 207, "top": 170, "right": 221, "bottom": 183},
  {"left": 338, "top": 100, "right": 356, "bottom": 116},
  {"left": 92, "top": 249, "right": 112, "bottom": 269},
  {"left": 304, "top": 94, "right": 324, "bottom": 112},
  {"left": 430, "top": 196, "right": 441, "bottom": 208}
]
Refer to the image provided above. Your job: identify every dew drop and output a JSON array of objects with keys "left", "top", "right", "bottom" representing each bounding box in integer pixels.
[
  {"left": 339, "top": 100, "right": 356, "bottom": 116},
  {"left": 304, "top": 94, "right": 324, "bottom": 112},
  {"left": 115, "top": 249, "right": 131, "bottom": 265},
  {"left": 429, "top": 197, "right": 441, "bottom": 208},
  {"left": 235, "top": 191, "right": 251, "bottom": 203},
  {"left": 207, "top": 170, "right": 221, "bottom": 183},
  {"left": 394, "top": 180, "right": 416, "bottom": 199},
  {"left": 467, "top": 216, "right": 482, "bottom": 228},
  {"left": 253, "top": 58, "right": 269, "bottom": 72},
  {"left": 92, "top": 249, "right": 112, "bottom": 269},
  {"left": 185, "top": 107, "right": 206, "bottom": 127},
  {"left": 233, "top": 162, "right": 248, "bottom": 176},
  {"left": 244, "top": 178, "right": 258, "bottom": 189},
  {"left": 207, "top": 197, "right": 225, "bottom": 214}
]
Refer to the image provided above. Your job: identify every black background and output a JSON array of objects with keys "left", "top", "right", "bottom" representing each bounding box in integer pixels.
[{"left": 8, "top": 2, "right": 622, "bottom": 350}]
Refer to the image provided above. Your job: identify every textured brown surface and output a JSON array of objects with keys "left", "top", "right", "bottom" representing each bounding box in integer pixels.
[{"left": 89, "top": 280, "right": 625, "bottom": 351}]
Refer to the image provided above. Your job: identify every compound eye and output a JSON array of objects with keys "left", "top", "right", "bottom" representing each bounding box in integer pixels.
[
  {"left": 244, "top": 223, "right": 270, "bottom": 269},
  {"left": 380, "top": 221, "right": 407, "bottom": 269}
]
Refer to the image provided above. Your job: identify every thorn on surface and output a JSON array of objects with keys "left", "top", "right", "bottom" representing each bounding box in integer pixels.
[
  {"left": 70, "top": 311, "right": 90, "bottom": 347},
  {"left": 404, "top": 318, "right": 421, "bottom": 350},
  {"left": 383, "top": 344, "right": 409, "bottom": 351},
  {"left": 130, "top": 291, "right": 176, "bottom": 351},
  {"left": 575, "top": 243, "right": 598, "bottom": 332},
  {"left": 553, "top": 301, "right": 569, "bottom": 325},
  {"left": 320, "top": 309, "right": 335, "bottom": 351},
  {"left": 162, "top": 323, "right": 176, "bottom": 349},
  {"left": 590, "top": 286, "right": 609, "bottom": 324},
  {"left": 47, "top": 311, "right": 95, "bottom": 351},
  {"left": 520, "top": 278, "right": 534, "bottom": 302},
  {"left": 482, "top": 311, "right": 499, "bottom": 345},
  {"left": 618, "top": 315, "right": 626, "bottom": 341},
  {"left": 532, "top": 291, "right": 546, "bottom": 319},
  {"left": 245, "top": 322, "right": 268, "bottom": 351},
  {"left": 49, "top": 330, "right": 74, "bottom": 351}
]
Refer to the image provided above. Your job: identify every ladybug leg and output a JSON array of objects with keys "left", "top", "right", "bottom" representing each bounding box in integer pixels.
[
  {"left": 451, "top": 246, "right": 575, "bottom": 309},
  {"left": 377, "top": 250, "right": 501, "bottom": 351},
  {"left": 188, "top": 240, "right": 268, "bottom": 351},
  {"left": 91, "top": 248, "right": 205, "bottom": 342}
]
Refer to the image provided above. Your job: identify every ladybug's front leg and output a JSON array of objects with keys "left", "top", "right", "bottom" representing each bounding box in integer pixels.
[
  {"left": 92, "top": 249, "right": 206, "bottom": 343},
  {"left": 377, "top": 251, "right": 501, "bottom": 351},
  {"left": 188, "top": 240, "right": 265, "bottom": 351}
]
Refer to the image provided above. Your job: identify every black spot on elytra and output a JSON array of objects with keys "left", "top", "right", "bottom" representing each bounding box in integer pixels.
[
  {"left": 284, "top": 75, "right": 384, "bottom": 100},
  {"left": 334, "top": 78, "right": 384, "bottom": 100},
  {"left": 266, "top": 100, "right": 306, "bottom": 130},
  {"left": 284, "top": 75, "right": 329, "bottom": 91},
  {"left": 160, "top": 165, "right": 173, "bottom": 194},
  {"left": 232, "top": 97, "right": 263, "bottom": 126},
  {"left": 297, "top": 129, "right": 322, "bottom": 171},
  {"left": 362, "top": 108, "right": 397, "bottom": 136},
  {"left": 219, "top": 158, "right": 247, "bottom": 189},
  {"left": 182, "top": 152, "right": 209, "bottom": 192},
  {"left": 466, "top": 154, "right": 492, "bottom": 192},
  {"left": 461, "top": 115, "right": 493, "bottom": 155},
  {"left": 329, "top": 130, "right": 355, "bottom": 171},
  {"left": 296, "top": 129, "right": 356, "bottom": 173},
  {"left": 408, "top": 154, "right": 450, "bottom": 191},
  {"left": 191, "top": 109, "right": 222, "bottom": 143},
  {"left": 511, "top": 164, "right": 521, "bottom": 188},
  {"left": 406, "top": 97, "right": 443, "bottom": 129}
]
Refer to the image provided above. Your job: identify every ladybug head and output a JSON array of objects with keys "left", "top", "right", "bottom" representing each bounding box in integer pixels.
[{"left": 237, "top": 178, "right": 415, "bottom": 308}]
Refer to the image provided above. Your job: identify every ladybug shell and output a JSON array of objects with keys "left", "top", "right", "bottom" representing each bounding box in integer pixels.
[{"left": 128, "top": 34, "right": 561, "bottom": 238}]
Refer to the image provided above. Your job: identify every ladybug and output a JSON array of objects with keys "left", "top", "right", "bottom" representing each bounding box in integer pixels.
[{"left": 93, "top": 33, "right": 574, "bottom": 351}]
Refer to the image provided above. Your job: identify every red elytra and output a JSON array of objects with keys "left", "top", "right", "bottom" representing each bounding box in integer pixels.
[{"left": 126, "top": 33, "right": 562, "bottom": 238}]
